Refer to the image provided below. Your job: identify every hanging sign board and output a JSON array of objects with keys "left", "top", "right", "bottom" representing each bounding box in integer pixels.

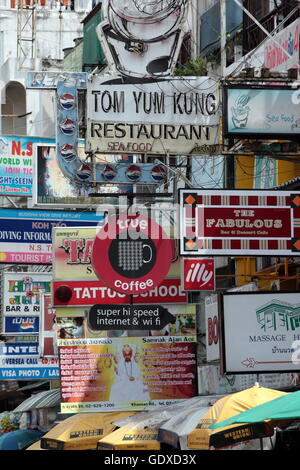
[
  {"left": 223, "top": 85, "right": 300, "bottom": 139},
  {"left": 91, "top": 215, "right": 173, "bottom": 295},
  {"left": 221, "top": 291, "right": 300, "bottom": 374},
  {"left": 52, "top": 226, "right": 187, "bottom": 307},
  {"left": 97, "top": 0, "right": 189, "bottom": 79},
  {"left": 179, "top": 189, "right": 300, "bottom": 256},
  {"left": 88, "top": 304, "right": 176, "bottom": 331},
  {"left": 86, "top": 76, "right": 220, "bottom": 155}
]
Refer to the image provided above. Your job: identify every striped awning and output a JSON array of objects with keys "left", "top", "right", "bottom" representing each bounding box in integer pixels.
[{"left": 13, "top": 388, "right": 60, "bottom": 412}]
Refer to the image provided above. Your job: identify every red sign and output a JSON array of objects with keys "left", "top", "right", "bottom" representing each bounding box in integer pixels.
[
  {"left": 53, "top": 278, "right": 187, "bottom": 306},
  {"left": 182, "top": 258, "right": 215, "bottom": 291},
  {"left": 92, "top": 214, "right": 173, "bottom": 295},
  {"left": 202, "top": 207, "right": 290, "bottom": 238},
  {"left": 180, "top": 189, "right": 300, "bottom": 256}
]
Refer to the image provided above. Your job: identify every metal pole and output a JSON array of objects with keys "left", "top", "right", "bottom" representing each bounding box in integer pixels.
[{"left": 220, "top": 0, "right": 226, "bottom": 77}]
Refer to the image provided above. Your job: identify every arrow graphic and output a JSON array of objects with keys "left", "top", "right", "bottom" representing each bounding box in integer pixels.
[{"left": 242, "top": 357, "right": 300, "bottom": 368}]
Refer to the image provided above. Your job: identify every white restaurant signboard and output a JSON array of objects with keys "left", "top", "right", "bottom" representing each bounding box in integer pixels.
[
  {"left": 179, "top": 189, "right": 300, "bottom": 256},
  {"left": 86, "top": 76, "right": 220, "bottom": 155},
  {"left": 221, "top": 292, "right": 300, "bottom": 374}
]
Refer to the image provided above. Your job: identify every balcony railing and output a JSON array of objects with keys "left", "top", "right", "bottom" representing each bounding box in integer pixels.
[{"left": 4, "top": 0, "right": 90, "bottom": 12}]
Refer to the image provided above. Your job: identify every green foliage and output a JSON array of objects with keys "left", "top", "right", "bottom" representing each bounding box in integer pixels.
[{"left": 174, "top": 57, "right": 208, "bottom": 76}]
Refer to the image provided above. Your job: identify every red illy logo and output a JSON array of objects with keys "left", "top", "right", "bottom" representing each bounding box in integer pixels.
[{"left": 183, "top": 259, "right": 215, "bottom": 291}]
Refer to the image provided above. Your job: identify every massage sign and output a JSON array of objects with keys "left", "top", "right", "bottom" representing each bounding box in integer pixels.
[{"left": 91, "top": 214, "right": 173, "bottom": 296}]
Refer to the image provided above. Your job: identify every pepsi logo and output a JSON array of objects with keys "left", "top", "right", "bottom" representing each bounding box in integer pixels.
[
  {"left": 59, "top": 92, "right": 76, "bottom": 110},
  {"left": 151, "top": 164, "right": 167, "bottom": 182},
  {"left": 76, "top": 163, "right": 92, "bottom": 181},
  {"left": 60, "top": 144, "right": 77, "bottom": 162},
  {"left": 59, "top": 118, "right": 76, "bottom": 135},
  {"left": 126, "top": 164, "right": 141, "bottom": 182},
  {"left": 102, "top": 164, "right": 117, "bottom": 181}
]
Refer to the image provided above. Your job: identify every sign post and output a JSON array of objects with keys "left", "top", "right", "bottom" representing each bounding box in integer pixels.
[{"left": 88, "top": 304, "right": 176, "bottom": 331}]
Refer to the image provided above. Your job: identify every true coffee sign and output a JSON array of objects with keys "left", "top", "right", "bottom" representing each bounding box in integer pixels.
[
  {"left": 180, "top": 189, "right": 300, "bottom": 256},
  {"left": 91, "top": 215, "right": 173, "bottom": 295}
]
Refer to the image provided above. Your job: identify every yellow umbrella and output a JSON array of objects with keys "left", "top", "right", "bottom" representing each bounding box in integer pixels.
[
  {"left": 187, "top": 385, "right": 287, "bottom": 450},
  {"left": 26, "top": 440, "right": 45, "bottom": 451},
  {"left": 97, "top": 425, "right": 160, "bottom": 451},
  {"left": 40, "top": 411, "right": 136, "bottom": 450}
]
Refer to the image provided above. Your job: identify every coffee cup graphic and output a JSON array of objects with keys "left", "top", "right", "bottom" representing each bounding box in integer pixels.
[{"left": 109, "top": 237, "right": 156, "bottom": 277}]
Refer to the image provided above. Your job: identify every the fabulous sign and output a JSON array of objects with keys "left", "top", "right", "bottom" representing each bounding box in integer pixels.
[
  {"left": 179, "top": 189, "right": 300, "bottom": 256},
  {"left": 86, "top": 76, "right": 220, "bottom": 155},
  {"left": 221, "top": 292, "right": 300, "bottom": 374}
]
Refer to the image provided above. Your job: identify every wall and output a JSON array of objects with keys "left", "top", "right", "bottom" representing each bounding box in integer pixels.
[
  {"left": 0, "top": 2, "right": 93, "bottom": 138},
  {"left": 64, "top": 40, "right": 83, "bottom": 72}
]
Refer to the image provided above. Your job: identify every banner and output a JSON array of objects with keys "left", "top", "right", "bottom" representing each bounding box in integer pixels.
[
  {"left": 40, "top": 293, "right": 57, "bottom": 357},
  {"left": 55, "top": 304, "right": 196, "bottom": 340},
  {"left": 0, "top": 209, "right": 104, "bottom": 264},
  {"left": 181, "top": 258, "right": 215, "bottom": 291},
  {"left": 58, "top": 337, "right": 198, "bottom": 413},
  {"left": 0, "top": 354, "right": 59, "bottom": 380},
  {"left": 205, "top": 294, "right": 220, "bottom": 362},
  {"left": 86, "top": 77, "right": 219, "bottom": 155}
]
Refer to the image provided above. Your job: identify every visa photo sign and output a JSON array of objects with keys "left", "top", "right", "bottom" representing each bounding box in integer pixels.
[{"left": 0, "top": 352, "right": 59, "bottom": 380}]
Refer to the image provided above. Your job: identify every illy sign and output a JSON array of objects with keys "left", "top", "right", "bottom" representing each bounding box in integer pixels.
[{"left": 182, "top": 258, "right": 215, "bottom": 291}]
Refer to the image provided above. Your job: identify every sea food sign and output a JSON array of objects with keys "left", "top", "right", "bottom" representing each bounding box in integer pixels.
[
  {"left": 86, "top": 77, "right": 219, "bottom": 155},
  {"left": 180, "top": 189, "right": 300, "bottom": 256},
  {"left": 223, "top": 86, "right": 300, "bottom": 139},
  {"left": 221, "top": 292, "right": 300, "bottom": 374}
]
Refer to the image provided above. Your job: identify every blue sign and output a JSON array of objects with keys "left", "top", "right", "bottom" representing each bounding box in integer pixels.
[
  {"left": 26, "top": 72, "right": 87, "bottom": 89},
  {"left": 0, "top": 367, "right": 59, "bottom": 380},
  {"left": 0, "top": 208, "right": 104, "bottom": 264},
  {"left": 224, "top": 86, "right": 300, "bottom": 138},
  {"left": 0, "top": 343, "right": 39, "bottom": 355},
  {"left": 4, "top": 317, "right": 39, "bottom": 334}
]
